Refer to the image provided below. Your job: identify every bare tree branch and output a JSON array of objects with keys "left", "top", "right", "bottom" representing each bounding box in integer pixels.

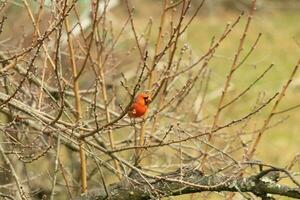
[{"left": 74, "top": 167, "right": 300, "bottom": 200}]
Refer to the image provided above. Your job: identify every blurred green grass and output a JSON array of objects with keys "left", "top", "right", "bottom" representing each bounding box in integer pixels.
[{"left": 186, "top": 11, "right": 300, "bottom": 167}]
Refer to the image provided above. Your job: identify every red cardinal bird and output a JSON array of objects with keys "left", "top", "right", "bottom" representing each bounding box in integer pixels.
[{"left": 128, "top": 93, "right": 151, "bottom": 118}]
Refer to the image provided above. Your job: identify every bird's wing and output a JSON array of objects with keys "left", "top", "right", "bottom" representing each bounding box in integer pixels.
[{"left": 127, "top": 104, "right": 136, "bottom": 116}]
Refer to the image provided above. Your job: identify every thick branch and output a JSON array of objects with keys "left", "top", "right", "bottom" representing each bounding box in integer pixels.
[{"left": 73, "top": 168, "right": 300, "bottom": 200}]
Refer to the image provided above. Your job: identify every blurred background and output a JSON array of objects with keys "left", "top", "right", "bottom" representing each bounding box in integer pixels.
[{"left": 1, "top": 0, "right": 300, "bottom": 199}]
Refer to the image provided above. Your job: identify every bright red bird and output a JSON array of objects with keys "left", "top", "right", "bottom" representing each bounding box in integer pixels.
[{"left": 128, "top": 93, "right": 151, "bottom": 118}]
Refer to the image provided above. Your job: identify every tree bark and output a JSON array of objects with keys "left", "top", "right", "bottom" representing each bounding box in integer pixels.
[{"left": 73, "top": 168, "right": 300, "bottom": 200}]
